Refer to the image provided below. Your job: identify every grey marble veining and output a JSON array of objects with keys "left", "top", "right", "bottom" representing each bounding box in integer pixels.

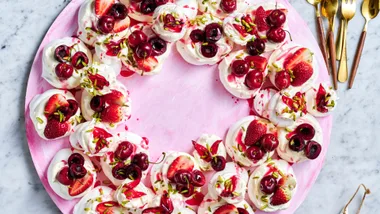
[{"left": 0, "top": 0, "right": 379, "bottom": 213}]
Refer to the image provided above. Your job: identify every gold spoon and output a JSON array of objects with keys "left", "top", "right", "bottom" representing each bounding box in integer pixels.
[
  {"left": 321, "top": 0, "right": 339, "bottom": 89},
  {"left": 306, "top": 0, "right": 330, "bottom": 73},
  {"left": 348, "top": 0, "right": 380, "bottom": 89}
]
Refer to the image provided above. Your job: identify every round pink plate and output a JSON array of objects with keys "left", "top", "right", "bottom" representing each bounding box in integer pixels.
[{"left": 25, "top": 0, "right": 332, "bottom": 213}]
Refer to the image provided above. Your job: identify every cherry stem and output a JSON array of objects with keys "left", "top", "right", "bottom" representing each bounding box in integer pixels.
[
  {"left": 284, "top": 30, "right": 293, "bottom": 41},
  {"left": 149, "top": 152, "right": 166, "bottom": 164}
]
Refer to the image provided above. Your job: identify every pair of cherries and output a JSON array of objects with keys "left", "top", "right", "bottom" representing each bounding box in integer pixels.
[
  {"left": 54, "top": 45, "right": 89, "bottom": 80},
  {"left": 131, "top": 0, "right": 169, "bottom": 15},
  {"left": 171, "top": 169, "right": 206, "bottom": 198},
  {"left": 288, "top": 123, "right": 322, "bottom": 159},
  {"left": 97, "top": 3, "right": 128, "bottom": 34},
  {"left": 128, "top": 30, "right": 167, "bottom": 59},
  {"left": 230, "top": 57, "right": 264, "bottom": 90},
  {"left": 190, "top": 23, "right": 224, "bottom": 58},
  {"left": 56, "top": 153, "right": 87, "bottom": 185},
  {"left": 245, "top": 134, "right": 279, "bottom": 161}
]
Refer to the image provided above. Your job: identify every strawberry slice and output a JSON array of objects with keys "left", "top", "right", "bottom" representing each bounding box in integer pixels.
[
  {"left": 103, "top": 90, "right": 126, "bottom": 106},
  {"left": 160, "top": 192, "right": 174, "bottom": 213},
  {"left": 123, "top": 189, "right": 146, "bottom": 199},
  {"left": 44, "top": 94, "right": 69, "bottom": 117},
  {"left": 114, "top": 18, "right": 130, "bottom": 33},
  {"left": 136, "top": 56, "right": 159, "bottom": 73},
  {"left": 95, "top": 0, "right": 115, "bottom": 16},
  {"left": 185, "top": 191, "right": 204, "bottom": 206},
  {"left": 210, "top": 140, "right": 223, "bottom": 155},
  {"left": 68, "top": 174, "right": 94, "bottom": 196},
  {"left": 233, "top": 24, "right": 248, "bottom": 37},
  {"left": 214, "top": 204, "right": 238, "bottom": 214},
  {"left": 93, "top": 127, "right": 113, "bottom": 152},
  {"left": 283, "top": 48, "right": 313, "bottom": 70},
  {"left": 44, "top": 120, "right": 69, "bottom": 139},
  {"left": 290, "top": 61, "right": 313, "bottom": 86},
  {"left": 244, "top": 56, "right": 268, "bottom": 72},
  {"left": 270, "top": 187, "right": 291, "bottom": 206},
  {"left": 88, "top": 73, "right": 110, "bottom": 90},
  {"left": 96, "top": 201, "right": 120, "bottom": 214},
  {"left": 220, "top": 176, "right": 239, "bottom": 197},
  {"left": 100, "top": 104, "right": 123, "bottom": 123},
  {"left": 167, "top": 155, "right": 195, "bottom": 180},
  {"left": 121, "top": 179, "right": 140, "bottom": 192},
  {"left": 254, "top": 6, "right": 269, "bottom": 32},
  {"left": 192, "top": 140, "right": 212, "bottom": 162},
  {"left": 244, "top": 120, "right": 267, "bottom": 146}
]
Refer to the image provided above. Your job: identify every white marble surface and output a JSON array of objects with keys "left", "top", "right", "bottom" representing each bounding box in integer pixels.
[{"left": 0, "top": 0, "right": 379, "bottom": 213}]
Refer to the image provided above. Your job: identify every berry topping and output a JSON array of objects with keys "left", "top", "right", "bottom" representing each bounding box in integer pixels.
[
  {"left": 54, "top": 45, "right": 70, "bottom": 62},
  {"left": 96, "top": 202, "right": 121, "bottom": 213},
  {"left": 288, "top": 135, "right": 306, "bottom": 152},
  {"left": 245, "top": 70, "right": 264, "bottom": 89},
  {"left": 245, "top": 120, "right": 267, "bottom": 146},
  {"left": 95, "top": 0, "right": 115, "bottom": 16},
  {"left": 238, "top": 208, "right": 250, "bottom": 214},
  {"left": 161, "top": 192, "right": 174, "bottom": 212},
  {"left": 68, "top": 153, "right": 85, "bottom": 166},
  {"left": 163, "top": 13, "right": 184, "bottom": 33},
  {"left": 90, "top": 95, "right": 105, "bottom": 112},
  {"left": 128, "top": 30, "right": 148, "bottom": 48},
  {"left": 140, "top": 0, "right": 157, "bottom": 14},
  {"left": 135, "top": 42, "right": 153, "bottom": 59},
  {"left": 192, "top": 140, "right": 212, "bottom": 162},
  {"left": 97, "top": 15, "right": 115, "bottom": 34},
  {"left": 113, "top": 17, "right": 130, "bottom": 33},
  {"left": 55, "top": 63, "right": 74, "bottom": 80},
  {"left": 190, "top": 29, "right": 205, "bottom": 43},
  {"left": 305, "top": 141, "right": 322, "bottom": 159},
  {"left": 295, "top": 123, "right": 315, "bottom": 141},
  {"left": 220, "top": 176, "right": 238, "bottom": 197},
  {"left": 220, "top": 0, "right": 237, "bottom": 13},
  {"left": 126, "top": 164, "right": 143, "bottom": 180},
  {"left": 103, "top": 90, "right": 125, "bottom": 106},
  {"left": 201, "top": 43, "right": 218, "bottom": 58},
  {"left": 56, "top": 167, "right": 73, "bottom": 185},
  {"left": 204, "top": 23, "right": 223, "bottom": 43},
  {"left": 173, "top": 169, "right": 192, "bottom": 185},
  {"left": 267, "top": 28, "right": 286, "bottom": 43},
  {"left": 231, "top": 60, "right": 249, "bottom": 77},
  {"left": 132, "top": 153, "right": 149, "bottom": 171},
  {"left": 149, "top": 37, "right": 167, "bottom": 56},
  {"left": 88, "top": 73, "right": 110, "bottom": 90},
  {"left": 246, "top": 146, "right": 265, "bottom": 160},
  {"left": 270, "top": 186, "right": 291, "bottom": 206},
  {"left": 108, "top": 3, "right": 128, "bottom": 20},
  {"left": 246, "top": 39, "right": 265, "bottom": 56},
  {"left": 191, "top": 170, "right": 206, "bottom": 187},
  {"left": 71, "top": 51, "right": 89, "bottom": 69},
  {"left": 112, "top": 162, "right": 128, "bottom": 180},
  {"left": 115, "top": 141, "right": 133, "bottom": 160},
  {"left": 44, "top": 94, "right": 69, "bottom": 117},
  {"left": 167, "top": 155, "right": 195, "bottom": 180},
  {"left": 69, "top": 163, "right": 87, "bottom": 179},
  {"left": 100, "top": 104, "right": 123, "bottom": 123},
  {"left": 66, "top": 99, "right": 79, "bottom": 118},
  {"left": 214, "top": 204, "right": 238, "bottom": 214},
  {"left": 316, "top": 84, "right": 334, "bottom": 113},
  {"left": 244, "top": 55, "right": 268, "bottom": 72},
  {"left": 176, "top": 183, "right": 195, "bottom": 198},
  {"left": 275, "top": 70, "right": 291, "bottom": 90},
  {"left": 105, "top": 39, "right": 124, "bottom": 56},
  {"left": 254, "top": 6, "right": 270, "bottom": 32},
  {"left": 211, "top": 156, "right": 226, "bottom": 171},
  {"left": 284, "top": 48, "right": 313, "bottom": 70},
  {"left": 44, "top": 119, "right": 69, "bottom": 139},
  {"left": 260, "top": 134, "right": 279, "bottom": 152},
  {"left": 267, "top": 9, "right": 286, "bottom": 27},
  {"left": 260, "top": 175, "right": 277, "bottom": 194},
  {"left": 136, "top": 56, "right": 159, "bottom": 72},
  {"left": 68, "top": 174, "right": 94, "bottom": 196},
  {"left": 282, "top": 92, "right": 307, "bottom": 114},
  {"left": 290, "top": 61, "right": 313, "bottom": 86}
]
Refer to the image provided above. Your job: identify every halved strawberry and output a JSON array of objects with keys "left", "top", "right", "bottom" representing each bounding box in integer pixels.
[
  {"left": 114, "top": 18, "right": 130, "bottom": 33},
  {"left": 103, "top": 90, "right": 126, "bottom": 106},
  {"left": 44, "top": 120, "right": 69, "bottom": 139},
  {"left": 210, "top": 140, "right": 223, "bottom": 155},
  {"left": 136, "top": 56, "right": 159, "bottom": 73},
  {"left": 68, "top": 174, "right": 94, "bottom": 196},
  {"left": 44, "top": 94, "right": 69, "bottom": 117},
  {"left": 244, "top": 120, "right": 267, "bottom": 146},
  {"left": 88, "top": 73, "right": 110, "bottom": 90},
  {"left": 96, "top": 201, "right": 120, "bottom": 214},
  {"left": 254, "top": 6, "right": 269, "bottom": 32},
  {"left": 214, "top": 204, "right": 238, "bottom": 214},
  {"left": 244, "top": 56, "right": 268, "bottom": 72},
  {"left": 290, "top": 61, "right": 313, "bottom": 86},
  {"left": 95, "top": 0, "right": 115, "bottom": 16},
  {"left": 283, "top": 48, "right": 313, "bottom": 70},
  {"left": 100, "top": 104, "right": 123, "bottom": 123},
  {"left": 123, "top": 189, "right": 146, "bottom": 199},
  {"left": 192, "top": 140, "right": 212, "bottom": 162},
  {"left": 167, "top": 155, "right": 195, "bottom": 180},
  {"left": 270, "top": 187, "right": 291, "bottom": 206}
]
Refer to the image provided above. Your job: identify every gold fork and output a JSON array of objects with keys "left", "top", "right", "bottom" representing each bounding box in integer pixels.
[{"left": 338, "top": 0, "right": 356, "bottom": 82}]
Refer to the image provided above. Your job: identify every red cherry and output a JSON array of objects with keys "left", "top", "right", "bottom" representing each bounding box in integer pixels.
[
  {"left": 132, "top": 153, "right": 149, "bottom": 171},
  {"left": 231, "top": 60, "right": 249, "bottom": 77},
  {"left": 149, "top": 37, "right": 167, "bottom": 56},
  {"left": 267, "top": 9, "right": 286, "bottom": 28},
  {"left": 176, "top": 183, "right": 195, "bottom": 198},
  {"left": 275, "top": 70, "right": 291, "bottom": 90},
  {"left": 140, "top": 0, "right": 157, "bottom": 14},
  {"left": 305, "top": 141, "right": 322, "bottom": 159},
  {"left": 204, "top": 23, "right": 223, "bottom": 43},
  {"left": 201, "top": 43, "right": 218, "bottom": 58},
  {"left": 246, "top": 146, "right": 264, "bottom": 160},
  {"left": 220, "top": 0, "right": 237, "bottom": 13},
  {"left": 114, "top": 141, "right": 133, "bottom": 160},
  {"left": 238, "top": 208, "right": 250, "bottom": 214},
  {"left": 69, "top": 163, "right": 87, "bottom": 179},
  {"left": 90, "top": 95, "right": 105, "bottom": 112},
  {"left": 71, "top": 51, "right": 89, "bottom": 69},
  {"left": 55, "top": 63, "right": 74, "bottom": 80},
  {"left": 125, "top": 164, "right": 143, "bottom": 180},
  {"left": 108, "top": 3, "right": 128, "bottom": 20},
  {"left": 190, "top": 170, "right": 206, "bottom": 187},
  {"left": 260, "top": 134, "right": 279, "bottom": 152},
  {"left": 260, "top": 175, "right": 277, "bottom": 194},
  {"left": 295, "top": 123, "right": 315, "bottom": 141},
  {"left": 173, "top": 169, "right": 192, "bottom": 185},
  {"left": 97, "top": 15, "right": 115, "bottom": 34},
  {"left": 246, "top": 39, "right": 265, "bottom": 56},
  {"left": 128, "top": 30, "right": 148, "bottom": 48},
  {"left": 211, "top": 156, "right": 226, "bottom": 171},
  {"left": 135, "top": 42, "right": 152, "bottom": 59},
  {"left": 155, "top": 0, "right": 168, "bottom": 6},
  {"left": 245, "top": 70, "right": 264, "bottom": 89},
  {"left": 112, "top": 162, "right": 129, "bottom": 180},
  {"left": 68, "top": 153, "right": 85, "bottom": 166},
  {"left": 54, "top": 45, "right": 70, "bottom": 62},
  {"left": 190, "top": 29, "right": 205, "bottom": 43},
  {"left": 56, "top": 167, "right": 73, "bottom": 185},
  {"left": 267, "top": 28, "right": 286, "bottom": 43},
  {"left": 65, "top": 99, "right": 79, "bottom": 118},
  {"left": 288, "top": 135, "right": 306, "bottom": 152}
]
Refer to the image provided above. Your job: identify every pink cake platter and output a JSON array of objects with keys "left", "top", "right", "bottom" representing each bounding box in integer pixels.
[{"left": 24, "top": 0, "right": 332, "bottom": 213}]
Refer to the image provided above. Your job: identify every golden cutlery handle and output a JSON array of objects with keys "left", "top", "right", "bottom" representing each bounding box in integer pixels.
[
  {"left": 338, "top": 31, "right": 348, "bottom": 82},
  {"left": 328, "top": 30, "right": 338, "bottom": 89},
  {"left": 336, "top": 19, "right": 346, "bottom": 60},
  {"left": 349, "top": 31, "right": 367, "bottom": 89},
  {"left": 316, "top": 15, "right": 330, "bottom": 74}
]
